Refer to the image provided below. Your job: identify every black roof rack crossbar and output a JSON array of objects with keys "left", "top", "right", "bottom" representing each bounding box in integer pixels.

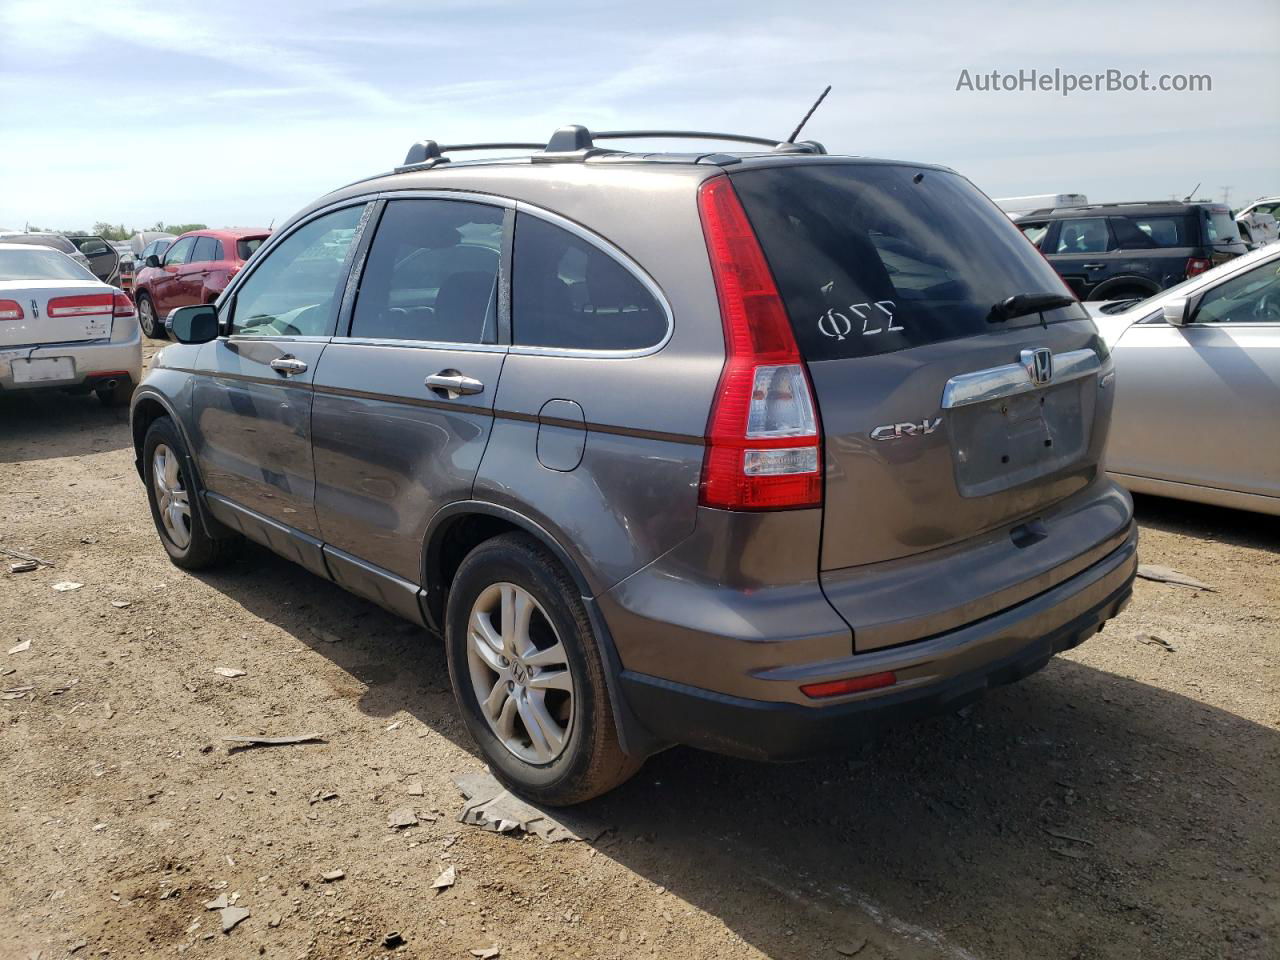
[
  {"left": 398, "top": 127, "right": 826, "bottom": 172},
  {"left": 591, "top": 130, "right": 782, "bottom": 148},
  {"left": 440, "top": 142, "right": 547, "bottom": 152}
]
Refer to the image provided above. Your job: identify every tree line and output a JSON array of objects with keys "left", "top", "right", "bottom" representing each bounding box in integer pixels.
[{"left": 20, "top": 221, "right": 208, "bottom": 241}]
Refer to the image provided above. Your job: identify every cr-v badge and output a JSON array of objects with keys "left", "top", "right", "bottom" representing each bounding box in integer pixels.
[{"left": 871, "top": 417, "right": 943, "bottom": 441}]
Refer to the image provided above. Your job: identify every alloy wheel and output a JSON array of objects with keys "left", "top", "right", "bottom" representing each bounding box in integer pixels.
[
  {"left": 139, "top": 297, "right": 157, "bottom": 337},
  {"left": 466, "top": 582, "right": 574, "bottom": 764},
  {"left": 151, "top": 444, "right": 192, "bottom": 549}
]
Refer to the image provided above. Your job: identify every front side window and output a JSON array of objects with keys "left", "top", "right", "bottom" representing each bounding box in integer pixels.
[
  {"left": 163, "top": 236, "right": 195, "bottom": 266},
  {"left": 512, "top": 214, "right": 666, "bottom": 350},
  {"left": 230, "top": 204, "right": 365, "bottom": 337},
  {"left": 1018, "top": 222, "right": 1049, "bottom": 248},
  {"left": 1193, "top": 259, "right": 1280, "bottom": 324},
  {"left": 350, "top": 199, "right": 503, "bottom": 344},
  {"left": 1054, "top": 218, "right": 1113, "bottom": 254},
  {"left": 77, "top": 238, "right": 111, "bottom": 256}
]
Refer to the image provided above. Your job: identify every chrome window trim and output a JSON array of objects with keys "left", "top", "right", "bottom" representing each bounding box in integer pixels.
[
  {"left": 941, "top": 347, "right": 1103, "bottom": 410},
  {"left": 331, "top": 337, "right": 508, "bottom": 354},
  {"left": 510, "top": 201, "right": 674, "bottom": 359},
  {"left": 223, "top": 334, "right": 333, "bottom": 344}
]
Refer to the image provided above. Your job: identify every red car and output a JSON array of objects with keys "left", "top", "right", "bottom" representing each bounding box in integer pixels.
[{"left": 133, "top": 228, "right": 270, "bottom": 338}]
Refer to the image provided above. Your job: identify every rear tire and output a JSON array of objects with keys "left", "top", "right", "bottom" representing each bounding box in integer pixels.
[
  {"left": 136, "top": 292, "right": 164, "bottom": 339},
  {"left": 142, "top": 417, "right": 239, "bottom": 570},
  {"left": 445, "top": 533, "right": 641, "bottom": 806}
]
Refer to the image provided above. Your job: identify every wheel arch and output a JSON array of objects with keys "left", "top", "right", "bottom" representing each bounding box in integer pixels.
[
  {"left": 130, "top": 389, "right": 225, "bottom": 540},
  {"left": 1087, "top": 274, "right": 1162, "bottom": 301},
  {"left": 422, "top": 501, "right": 664, "bottom": 759}
]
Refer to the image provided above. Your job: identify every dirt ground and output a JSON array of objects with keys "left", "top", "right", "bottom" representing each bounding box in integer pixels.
[{"left": 1, "top": 342, "right": 1276, "bottom": 960}]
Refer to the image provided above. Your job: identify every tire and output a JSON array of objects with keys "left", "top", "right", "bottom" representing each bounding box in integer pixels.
[
  {"left": 136, "top": 292, "right": 164, "bottom": 340},
  {"left": 96, "top": 379, "right": 134, "bottom": 408},
  {"left": 142, "top": 417, "right": 238, "bottom": 570},
  {"left": 445, "top": 533, "right": 641, "bottom": 806}
]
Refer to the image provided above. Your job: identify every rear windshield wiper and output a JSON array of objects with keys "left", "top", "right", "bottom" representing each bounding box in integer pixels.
[{"left": 987, "top": 292, "right": 1077, "bottom": 324}]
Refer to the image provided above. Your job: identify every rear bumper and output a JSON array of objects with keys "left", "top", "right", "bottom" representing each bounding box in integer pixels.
[
  {"left": 0, "top": 331, "right": 142, "bottom": 394},
  {"left": 617, "top": 524, "right": 1136, "bottom": 761}
]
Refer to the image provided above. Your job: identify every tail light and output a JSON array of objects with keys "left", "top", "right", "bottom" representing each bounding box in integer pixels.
[
  {"left": 112, "top": 291, "right": 136, "bottom": 317},
  {"left": 46, "top": 293, "right": 114, "bottom": 317},
  {"left": 0, "top": 299, "right": 24, "bottom": 321},
  {"left": 1185, "top": 257, "right": 1212, "bottom": 277},
  {"left": 697, "top": 175, "right": 822, "bottom": 510}
]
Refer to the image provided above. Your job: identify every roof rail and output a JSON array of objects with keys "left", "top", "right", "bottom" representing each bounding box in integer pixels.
[{"left": 395, "top": 126, "right": 826, "bottom": 172}]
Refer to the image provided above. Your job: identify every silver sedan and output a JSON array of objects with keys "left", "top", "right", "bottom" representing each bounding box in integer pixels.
[{"left": 1087, "top": 243, "right": 1280, "bottom": 515}]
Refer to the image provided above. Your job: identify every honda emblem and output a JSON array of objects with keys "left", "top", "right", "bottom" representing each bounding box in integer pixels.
[{"left": 1021, "top": 347, "right": 1053, "bottom": 386}]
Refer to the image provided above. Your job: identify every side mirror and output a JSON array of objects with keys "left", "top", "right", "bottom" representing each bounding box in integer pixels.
[
  {"left": 145, "top": 254, "right": 161, "bottom": 268},
  {"left": 166, "top": 304, "right": 219, "bottom": 344},
  {"left": 1162, "top": 297, "right": 1190, "bottom": 326}
]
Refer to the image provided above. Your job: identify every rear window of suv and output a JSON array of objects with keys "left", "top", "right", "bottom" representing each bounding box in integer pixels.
[{"left": 731, "top": 163, "right": 1086, "bottom": 361}]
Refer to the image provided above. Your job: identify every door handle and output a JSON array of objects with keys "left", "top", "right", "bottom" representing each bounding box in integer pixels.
[
  {"left": 424, "top": 371, "right": 484, "bottom": 396},
  {"left": 1081, "top": 262, "right": 1106, "bottom": 269},
  {"left": 269, "top": 357, "right": 308, "bottom": 376}
]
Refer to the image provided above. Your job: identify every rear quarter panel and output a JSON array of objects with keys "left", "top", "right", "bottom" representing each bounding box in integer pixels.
[{"left": 472, "top": 167, "right": 725, "bottom": 595}]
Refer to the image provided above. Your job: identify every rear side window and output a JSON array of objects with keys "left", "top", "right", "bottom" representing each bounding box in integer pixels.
[
  {"left": 191, "top": 236, "right": 218, "bottom": 262},
  {"left": 512, "top": 214, "right": 666, "bottom": 351},
  {"left": 351, "top": 199, "right": 503, "bottom": 344},
  {"left": 1111, "top": 215, "right": 1190, "bottom": 248},
  {"left": 1054, "top": 218, "right": 1114, "bottom": 254},
  {"left": 732, "top": 164, "right": 1085, "bottom": 361}
]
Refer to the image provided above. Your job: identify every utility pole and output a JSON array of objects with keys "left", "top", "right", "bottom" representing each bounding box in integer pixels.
[{"left": 1220, "top": 185, "right": 1232, "bottom": 207}]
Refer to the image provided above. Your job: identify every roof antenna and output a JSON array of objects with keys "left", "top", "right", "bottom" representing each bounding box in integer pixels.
[
  {"left": 1182, "top": 182, "right": 1200, "bottom": 202},
  {"left": 786, "top": 85, "right": 831, "bottom": 143}
]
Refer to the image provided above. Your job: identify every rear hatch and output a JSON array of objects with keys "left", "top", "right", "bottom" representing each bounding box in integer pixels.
[
  {"left": 0, "top": 280, "right": 116, "bottom": 347},
  {"left": 732, "top": 161, "right": 1111, "bottom": 580}
]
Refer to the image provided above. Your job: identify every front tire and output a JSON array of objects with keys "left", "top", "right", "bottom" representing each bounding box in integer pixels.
[
  {"left": 142, "top": 417, "right": 238, "bottom": 569},
  {"left": 136, "top": 292, "right": 164, "bottom": 339},
  {"left": 445, "top": 533, "right": 641, "bottom": 805}
]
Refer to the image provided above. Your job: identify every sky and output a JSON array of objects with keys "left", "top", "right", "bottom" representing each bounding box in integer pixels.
[{"left": 2, "top": 0, "right": 1277, "bottom": 231}]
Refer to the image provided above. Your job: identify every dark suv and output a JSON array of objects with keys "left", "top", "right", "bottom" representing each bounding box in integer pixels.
[
  {"left": 131, "top": 127, "right": 1137, "bottom": 804},
  {"left": 1016, "top": 201, "right": 1248, "bottom": 301}
]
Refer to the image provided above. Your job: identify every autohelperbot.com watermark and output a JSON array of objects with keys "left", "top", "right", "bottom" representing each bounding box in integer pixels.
[{"left": 955, "top": 68, "right": 1212, "bottom": 96}]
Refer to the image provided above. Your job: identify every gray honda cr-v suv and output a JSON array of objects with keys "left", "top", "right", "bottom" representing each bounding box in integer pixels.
[{"left": 131, "top": 126, "right": 1137, "bottom": 804}]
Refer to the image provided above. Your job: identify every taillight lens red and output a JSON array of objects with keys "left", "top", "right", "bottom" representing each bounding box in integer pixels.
[
  {"left": 112, "top": 291, "right": 135, "bottom": 317},
  {"left": 0, "top": 299, "right": 24, "bottom": 321},
  {"left": 46, "top": 293, "right": 114, "bottom": 317},
  {"left": 697, "top": 175, "right": 822, "bottom": 510},
  {"left": 1185, "top": 257, "right": 1212, "bottom": 277},
  {"left": 800, "top": 671, "right": 898, "bottom": 699}
]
